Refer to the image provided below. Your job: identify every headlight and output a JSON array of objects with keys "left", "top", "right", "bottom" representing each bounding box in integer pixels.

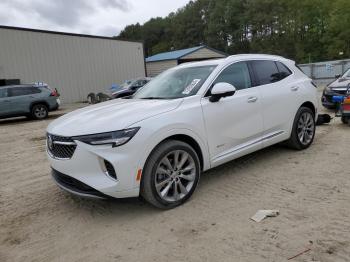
[
  {"left": 324, "top": 86, "right": 332, "bottom": 93},
  {"left": 73, "top": 127, "right": 140, "bottom": 147}
]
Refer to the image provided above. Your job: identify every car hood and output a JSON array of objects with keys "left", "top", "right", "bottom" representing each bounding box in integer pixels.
[
  {"left": 112, "top": 89, "right": 131, "bottom": 96},
  {"left": 329, "top": 78, "right": 350, "bottom": 89},
  {"left": 47, "top": 98, "right": 183, "bottom": 136}
]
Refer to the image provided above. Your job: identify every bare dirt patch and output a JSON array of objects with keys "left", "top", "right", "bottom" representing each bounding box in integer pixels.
[{"left": 1, "top": 101, "right": 350, "bottom": 262}]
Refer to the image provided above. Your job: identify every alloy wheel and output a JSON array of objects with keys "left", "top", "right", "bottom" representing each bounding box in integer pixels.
[
  {"left": 154, "top": 150, "right": 196, "bottom": 202},
  {"left": 297, "top": 112, "right": 314, "bottom": 145},
  {"left": 34, "top": 106, "right": 47, "bottom": 119}
]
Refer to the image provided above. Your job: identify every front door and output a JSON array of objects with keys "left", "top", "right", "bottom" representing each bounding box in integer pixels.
[
  {"left": 201, "top": 61, "right": 264, "bottom": 167},
  {"left": 0, "top": 88, "right": 11, "bottom": 116}
]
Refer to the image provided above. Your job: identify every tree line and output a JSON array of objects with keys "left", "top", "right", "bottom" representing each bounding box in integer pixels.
[{"left": 116, "top": 0, "right": 350, "bottom": 63}]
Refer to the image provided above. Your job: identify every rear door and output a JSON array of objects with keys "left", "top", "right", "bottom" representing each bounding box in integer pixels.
[
  {"left": 7, "top": 86, "right": 41, "bottom": 114},
  {"left": 250, "top": 60, "right": 297, "bottom": 147}
]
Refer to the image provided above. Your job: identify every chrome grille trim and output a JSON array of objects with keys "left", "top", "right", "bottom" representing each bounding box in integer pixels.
[{"left": 47, "top": 133, "right": 77, "bottom": 160}]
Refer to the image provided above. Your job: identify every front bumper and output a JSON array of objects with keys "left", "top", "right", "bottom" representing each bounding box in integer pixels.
[
  {"left": 322, "top": 88, "right": 348, "bottom": 108},
  {"left": 47, "top": 139, "right": 141, "bottom": 199},
  {"left": 322, "top": 92, "right": 336, "bottom": 108},
  {"left": 52, "top": 169, "right": 108, "bottom": 199}
]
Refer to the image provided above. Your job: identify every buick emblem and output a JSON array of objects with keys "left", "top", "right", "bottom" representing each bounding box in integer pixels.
[{"left": 47, "top": 135, "right": 53, "bottom": 151}]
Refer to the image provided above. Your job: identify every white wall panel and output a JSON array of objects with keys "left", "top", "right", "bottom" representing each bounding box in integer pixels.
[{"left": 0, "top": 27, "right": 145, "bottom": 103}]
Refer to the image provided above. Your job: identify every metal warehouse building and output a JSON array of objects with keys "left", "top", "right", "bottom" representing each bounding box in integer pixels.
[
  {"left": 146, "top": 45, "right": 227, "bottom": 77},
  {"left": 0, "top": 26, "right": 146, "bottom": 103}
]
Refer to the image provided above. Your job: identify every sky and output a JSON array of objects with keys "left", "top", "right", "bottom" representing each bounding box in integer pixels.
[{"left": 0, "top": 0, "right": 191, "bottom": 37}]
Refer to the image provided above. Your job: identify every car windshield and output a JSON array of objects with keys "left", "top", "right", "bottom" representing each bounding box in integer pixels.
[
  {"left": 120, "top": 80, "right": 133, "bottom": 89},
  {"left": 343, "top": 69, "right": 350, "bottom": 78},
  {"left": 133, "top": 65, "right": 217, "bottom": 99}
]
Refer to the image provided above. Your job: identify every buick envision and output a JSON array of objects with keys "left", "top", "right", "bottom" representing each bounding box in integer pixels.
[{"left": 47, "top": 54, "right": 318, "bottom": 209}]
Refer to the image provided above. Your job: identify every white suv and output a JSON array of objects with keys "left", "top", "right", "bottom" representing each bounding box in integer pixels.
[{"left": 47, "top": 54, "right": 318, "bottom": 209}]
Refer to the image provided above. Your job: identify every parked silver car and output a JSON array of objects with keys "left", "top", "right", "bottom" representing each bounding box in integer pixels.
[
  {"left": 322, "top": 68, "right": 350, "bottom": 109},
  {"left": 0, "top": 84, "right": 60, "bottom": 120}
]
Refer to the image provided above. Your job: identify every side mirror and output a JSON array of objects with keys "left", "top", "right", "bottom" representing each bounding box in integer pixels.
[
  {"left": 335, "top": 74, "right": 341, "bottom": 79},
  {"left": 209, "top": 82, "right": 236, "bottom": 102}
]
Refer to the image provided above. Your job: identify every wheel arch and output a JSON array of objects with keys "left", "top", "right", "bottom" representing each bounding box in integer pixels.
[
  {"left": 159, "top": 134, "right": 204, "bottom": 171},
  {"left": 29, "top": 100, "right": 50, "bottom": 112},
  {"left": 300, "top": 101, "right": 316, "bottom": 116},
  {"left": 137, "top": 128, "right": 209, "bottom": 188}
]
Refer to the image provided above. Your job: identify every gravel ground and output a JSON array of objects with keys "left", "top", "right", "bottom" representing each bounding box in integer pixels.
[{"left": 0, "top": 98, "right": 349, "bottom": 262}]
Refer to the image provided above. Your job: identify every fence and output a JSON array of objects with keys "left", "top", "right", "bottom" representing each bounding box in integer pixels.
[{"left": 298, "top": 59, "right": 350, "bottom": 86}]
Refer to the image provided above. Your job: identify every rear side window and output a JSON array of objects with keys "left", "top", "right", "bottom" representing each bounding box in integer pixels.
[
  {"left": 251, "top": 60, "right": 280, "bottom": 85},
  {"left": 0, "top": 88, "right": 8, "bottom": 98},
  {"left": 213, "top": 61, "right": 252, "bottom": 90},
  {"left": 9, "top": 86, "right": 41, "bottom": 97},
  {"left": 276, "top": 62, "right": 292, "bottom": 80}
]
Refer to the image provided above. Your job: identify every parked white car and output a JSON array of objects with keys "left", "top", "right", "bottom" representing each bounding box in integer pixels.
[{"left": 47, "top": 54, "right": 318, "bottom": 209}]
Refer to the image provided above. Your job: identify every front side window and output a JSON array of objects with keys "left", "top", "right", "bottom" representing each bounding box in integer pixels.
[
  {"left": 0, "top": 88, "right": 8, "bottom": 98},
  {"left": 213, "top": 62, "right": 252, "bottom": 90},
  {"left": 252, "top": 60, "right": 280, "bottom": 85},
  {"left": 134, "top": 65, "right": 217, "bottom": 99}
]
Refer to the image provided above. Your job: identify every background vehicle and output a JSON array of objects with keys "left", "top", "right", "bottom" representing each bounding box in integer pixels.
[
  {"left": 0, "top": 84, "right": 60, "bottom": 120},
  {"left": 322, "top": 68, "right": 350, "bottom": 109},
  {"left": 86, "top": 78, "right": 151, "bottom": 103},
  {"left": 332, "top": 85, "right": 350, "bottom": 125},
  {"left": 111, "top": 77, "right": 152, "bottom": 99},
  {"left": 47, "top": 54, "right": 318, "bottom": 209}
]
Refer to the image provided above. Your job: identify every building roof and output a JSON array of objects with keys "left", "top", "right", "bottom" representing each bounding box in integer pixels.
[
  {"left": 0, "top": 25, "right": 143, "bottom": 44},
  {"left": 146, "top": 45, "right": 226, "bottom": 62}
]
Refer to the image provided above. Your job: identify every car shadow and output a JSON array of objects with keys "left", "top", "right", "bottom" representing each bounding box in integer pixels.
[
  {"left": 61, "top": 144, "right": 292, "bottom": 216},
  {"left": 0, "top": 113, "right": 65, "bottom": 125}
]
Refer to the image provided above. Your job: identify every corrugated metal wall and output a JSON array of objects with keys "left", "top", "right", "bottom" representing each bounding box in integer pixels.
[
  {"left": 146, "top": 47, "right": 226, "bottom": 77},
  {"left": 0, "top": 27, "right": 145, "bottom": 103},
  {"left": 299, "top": 59, "right": 350, "bottom": 79},
  {"left": 181, "top": 47, "right": 226, "bottom": 60},
  {"left": 146, "top": 60, "right": 178, "bottom": 77}
]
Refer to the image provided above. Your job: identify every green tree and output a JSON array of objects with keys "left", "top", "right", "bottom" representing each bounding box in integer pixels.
[{"left": 116, "top": 0, "right": 348, "bottom": 62}]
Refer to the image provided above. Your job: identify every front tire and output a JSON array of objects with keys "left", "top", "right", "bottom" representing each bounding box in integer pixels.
[
  {"left": 141, "top": 140, "right": 200, "bottom": 209},
  {"left": 286, "top": 107, "right": 315, "bottom": 150},
  {"left": 341, "top": 116, "right": 349, "bottom": 125}
]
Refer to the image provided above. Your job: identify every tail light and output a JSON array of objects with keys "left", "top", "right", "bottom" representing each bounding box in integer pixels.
[
  {"left": 50, "top": 89, "right": 58, "bottom": 97},
  {"left": 342, "top": 97, "right": 350, "bottom": 112}
]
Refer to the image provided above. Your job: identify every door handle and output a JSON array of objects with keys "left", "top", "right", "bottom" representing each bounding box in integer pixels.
[
  {"left": 291, "top": 86, "right": 299, "bottom": 91},
  {"left": 4, "top": 100, "right": 10, "bottom": 102},
  {"left": 247, "top": 96, "right": 258, "bottom": 103}
]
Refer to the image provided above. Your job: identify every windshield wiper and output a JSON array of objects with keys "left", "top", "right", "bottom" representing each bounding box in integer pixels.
[{"left": 139, "top": 97, "right": 169, "bottom": 100}]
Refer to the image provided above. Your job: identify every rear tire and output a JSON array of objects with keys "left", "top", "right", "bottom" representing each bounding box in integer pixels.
[
  {"left": 341, "top": 116, "right": 349, "bottom": 125},
  {"left": 31, "top": 104, "right": 48, "bottom": 120},
  {"left": 141, "top": 140, "right": 200, "bottom": 209},
  {"left": 286, "top": 107, "right": 315, "bottom": 150},
  {"left": 87, "top": 93, "right": 96, "bottom": 104}
]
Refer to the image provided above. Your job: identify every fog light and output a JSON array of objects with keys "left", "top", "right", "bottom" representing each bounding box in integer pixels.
[{"left": 104, "top": 160, "right": 117, "bottom": 180}]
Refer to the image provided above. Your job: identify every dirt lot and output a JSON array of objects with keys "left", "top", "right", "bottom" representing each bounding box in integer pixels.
[{"left": 1, "top": 100, "right": 350, "bottom": 262}]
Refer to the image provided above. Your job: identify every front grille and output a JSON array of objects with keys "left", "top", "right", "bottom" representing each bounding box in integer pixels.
[
  {"left": 335, "top": 90, "right": 347, "bottom": 95},
  {"left": 47, "top": 134, "right": 77, "bottom": 159},
  {"left": 104, "top": 160, "right": 117, "bottom": 180}
]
